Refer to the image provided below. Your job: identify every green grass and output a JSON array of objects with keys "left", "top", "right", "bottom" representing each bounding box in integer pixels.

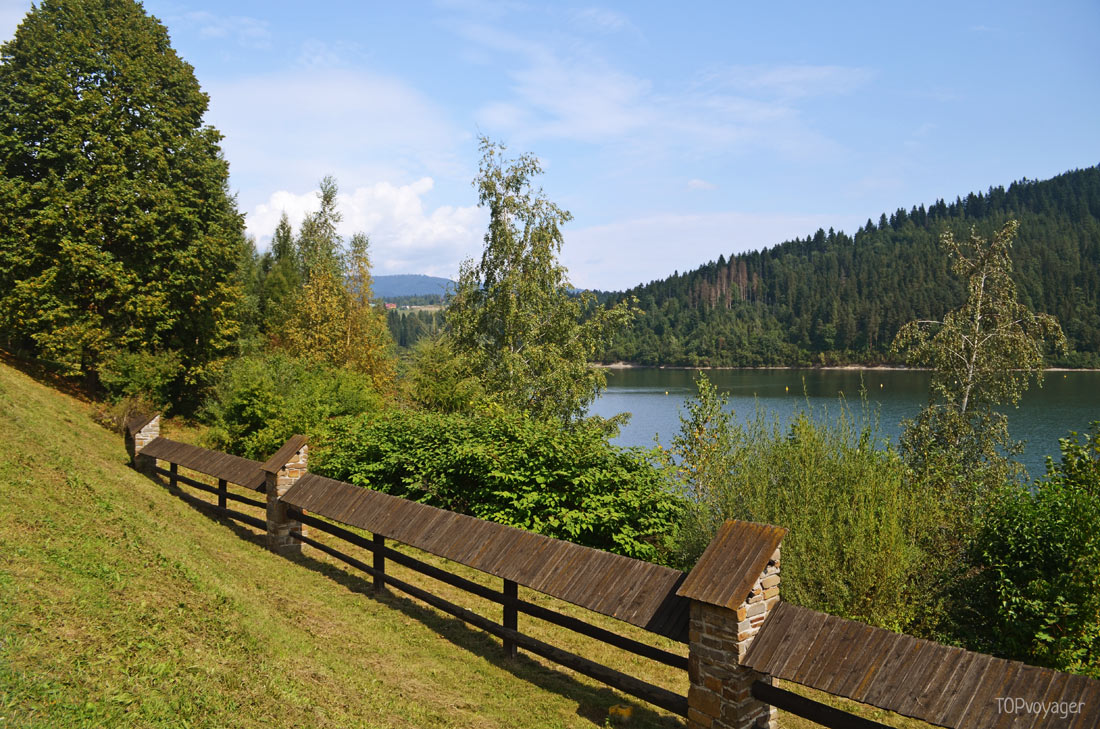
[{"left": 0, "top": 360, "right": 932, "bottom": 728}]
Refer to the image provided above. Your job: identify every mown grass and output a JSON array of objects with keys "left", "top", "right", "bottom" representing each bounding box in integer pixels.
[{"left": 0, "top": 360, "right": 931, "bottom": 728}]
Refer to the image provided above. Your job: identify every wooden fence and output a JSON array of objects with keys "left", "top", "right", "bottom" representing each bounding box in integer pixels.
[{"left": 126, "top": 416, "right": 1099, "bottom": 729}]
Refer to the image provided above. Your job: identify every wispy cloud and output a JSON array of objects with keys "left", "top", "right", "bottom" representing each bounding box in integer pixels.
[
  {"left": 176, "top": 10, "right": 272, "bottom": 49},
  {"left": 248, "top": 178, "right": 485, "bottom": 278},
  {"left": 705, "top": 64, "right": 875, "bottom": 100},
  {"left": 461, "top": 21, "right": 863, "bottom": 162},
  {"left": 571, "top": 7, "right": 640, "bottom": 36},
  {"left": 687, "top": 178, "right": 716, "bottom": 191},
  {"left": 298, "top": 38, "right": 365, "bottom": 69}
]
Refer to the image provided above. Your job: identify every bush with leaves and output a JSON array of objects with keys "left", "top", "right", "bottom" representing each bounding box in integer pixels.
[
  {"left": 961, "top": 424, "right": 1100, "bottom": 676},
  {"left": 667, "top": 375, "right": 940, "bottom": 632},
  {"left": 201, "top": 353, "right": 381, "bottom": 460},
  {"left": 313, "top": 409, "right": 683, "bottom": 563}
]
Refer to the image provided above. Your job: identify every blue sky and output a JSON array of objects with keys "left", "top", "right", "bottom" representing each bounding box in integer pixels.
[{"left": 2, "top": 1, "right": 1098, "bottom": 290}]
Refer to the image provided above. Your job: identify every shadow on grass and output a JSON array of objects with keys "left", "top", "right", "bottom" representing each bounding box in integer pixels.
[
  {"left": 151, "top": 470, "right": 684, "bottom": 729},
  {"left": 0, "top": 347, "right": 95, "bottom": 402}
]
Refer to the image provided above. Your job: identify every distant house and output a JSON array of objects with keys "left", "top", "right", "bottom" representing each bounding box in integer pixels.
[{"left": 384, "top": 302, "right": 397, "bottom": 310}]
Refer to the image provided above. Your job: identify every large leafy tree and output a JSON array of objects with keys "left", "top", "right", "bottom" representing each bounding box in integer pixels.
[
  {"left": 447, "top": 138, "right": 635, "bottom": 422},
  {"left": 0, "top": 0, "right": 245, "bottom": 401}
]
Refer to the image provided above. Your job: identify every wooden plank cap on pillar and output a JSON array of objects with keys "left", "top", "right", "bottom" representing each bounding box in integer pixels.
[
  {"left": 675, "top": 519, "right": 786, "bottom": 609},
  {"left": 260, "top": 434, "right": 308, "bottom": 474},
  {"left": 125, "top": 412, "right": 159, "bottom": 436}
]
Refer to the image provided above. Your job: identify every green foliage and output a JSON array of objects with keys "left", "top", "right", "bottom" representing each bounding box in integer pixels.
[
  {"left": 314, "top": 409, "right": 684, "bottom": 563},
  {"left": 268, "top": 178, "right": 396, "bottom": 390},
  {"left": 255, "top": 212, "right": 302, "bottom": 334},
  {"left": 893, "top": 221, "right": 1065, "bottom": 415},
  {"left": 404, "top": 336, "right": 485, "bottom": 414},
  {"left": 667, "top": 375, "right": 939, "bottom": 632},
  {"left": 97, "top": 348, "right": 182, "bottom": 409},
  {"left": 598, "top": 167, "right": 1100, "bottom": 367},
  {"left": 447, "top": 138, "right": 636, "bottom": 422},
  {"left": 201, "top": 353, "right": 381, "bottom": 460},
  {"left": 0, "top": 0, "right": 245, "bottom": 402},
  {"left": 894, "top": 222, "right": 1066, "bottom": 573},
  {"left": 963, "top": 424, "right": 1100, "bottom": 676}
]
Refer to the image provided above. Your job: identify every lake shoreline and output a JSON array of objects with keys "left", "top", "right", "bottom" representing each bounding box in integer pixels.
[{"left": 593, "top": 362, "right": 1099, "bottom": 373}]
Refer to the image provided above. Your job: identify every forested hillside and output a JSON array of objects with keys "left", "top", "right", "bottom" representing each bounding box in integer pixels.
[{"left": 597, "top": 166, "right": 1100, "bottom": 367}]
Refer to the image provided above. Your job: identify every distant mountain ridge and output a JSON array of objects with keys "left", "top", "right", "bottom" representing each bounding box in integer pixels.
[
  {"left": 597, "top": 165, "right": 1100, "bottom": 368},
  {"left": 373, "top": 274, "right": 454, "bottom": 298}
]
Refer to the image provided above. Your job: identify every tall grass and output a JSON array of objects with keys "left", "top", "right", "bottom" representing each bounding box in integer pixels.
[{"left": 667, "top": 375, "right": 943, "bottom": 632}]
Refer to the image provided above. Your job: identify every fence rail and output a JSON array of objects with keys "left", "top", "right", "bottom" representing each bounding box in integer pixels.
[
  {"left": 142, "top": 440, "right": 690, "bottom": 717},
  {"left": 287, "top": 509, "right": 689, "bottom": 716},
  {"left": 128, "top": 422, "right": 1100, "bottom": 729},
  {"left": 289, "top": 508, "right": 689, "bottom": 671}
]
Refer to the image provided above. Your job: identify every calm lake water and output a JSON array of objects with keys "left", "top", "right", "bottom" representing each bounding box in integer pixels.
[{"left": 588, "top": 368, "right": 1100, "bottom": 478}]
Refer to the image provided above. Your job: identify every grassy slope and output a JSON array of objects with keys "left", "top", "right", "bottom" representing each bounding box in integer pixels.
[{"left": 0, "top": 361, "right": 927, "bottom": 729}]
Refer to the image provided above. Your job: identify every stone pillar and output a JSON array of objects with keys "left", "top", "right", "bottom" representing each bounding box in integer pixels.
[
  {"left": 687, "top": 547, "right": 781, "bottom": 729},
  {"left": 260, "top": 435, "right": 308, "bottom": 555},
  {"left": 677, "top": 520, "right": 785, "bottom": 729},
  {"left": 126, "top": 413, "right": 160, "bottom": 475}
]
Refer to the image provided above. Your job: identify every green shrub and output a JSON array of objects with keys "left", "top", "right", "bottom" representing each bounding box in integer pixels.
[
  {"left": 97, "top": 349, "right": 182, "bottom": 409},
  {"left": 963, "top": 423, "right": 1100, "bottom": 676},
  {"left": 667, "top": 375, "right": 941, "bottom": 632},
  {"left": 313, "top": 410, "right": 684, "bottom": 563},
  {"left": 200, "top": 353, "right": 381, "bottom": 460}
]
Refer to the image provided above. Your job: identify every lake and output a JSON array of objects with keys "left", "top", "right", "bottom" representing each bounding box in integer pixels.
[{"left": 588, "top": 368, "right": 1100, "bottom": 478}]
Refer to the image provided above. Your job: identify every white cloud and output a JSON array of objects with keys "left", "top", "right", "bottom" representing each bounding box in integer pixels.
[
  {"left": 247, "top": 178, "right": 485, "bottom": 279},
  {"left": 205, "top": 69, "right": 467, "bottom": 212},
  {"left": 687, "top": 178, "right": 716, "bottom": 191},
  {"left": 562, "top": 210, "right": 865, "bottom": 291}
]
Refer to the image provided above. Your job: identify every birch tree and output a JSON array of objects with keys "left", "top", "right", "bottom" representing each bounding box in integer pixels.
[
  {"left": 447, "top": 138, "right": 635, "bottom": 422},
  {"left": 894, "top": 221, "right": 1064, "bottom": 416},
  {"left": 893, "top": 220, "right": 1066, "bottom": 506}
]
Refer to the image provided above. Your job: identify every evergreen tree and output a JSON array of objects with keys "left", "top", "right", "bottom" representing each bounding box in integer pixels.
[
  {"left": 0, "top": 0, "right": 245, "bottom": 401},
  {"left": 275, "top": 179, "right": 394, "bottom": 391},
  {"left": 258, "top": 211, "right": 301, "bottom": 331}
]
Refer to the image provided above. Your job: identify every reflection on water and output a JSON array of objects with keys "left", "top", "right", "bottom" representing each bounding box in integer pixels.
[{"left": 588, "top": 368, "right": 1100, "bottom": 479}]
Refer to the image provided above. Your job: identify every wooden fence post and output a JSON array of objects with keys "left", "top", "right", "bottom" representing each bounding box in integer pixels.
[
  {"left": 503, "top": 579, "right": 518, "bottom": 658},
  {"left": 260, "top": 435, "right": 308, "bottom": 555},
  {"left": 373, "top": 533, "right": 386, "bottom": 593},
  {"left": 217, "top": 478, "right": 227, "bottom": 509},
  {"left": 677, "top": 521, "right": 785, "bottom": 729}
]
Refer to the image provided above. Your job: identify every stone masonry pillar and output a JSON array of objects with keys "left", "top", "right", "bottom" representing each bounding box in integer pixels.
[
  {"left": 676, "top": 520, "right": 786, "bottom": 729},
  {"left": 126, "top": 413, "right": 160, "bottom": 475},
  {"left": 260, "top": 435, "right": 308, "bottom": 555}
]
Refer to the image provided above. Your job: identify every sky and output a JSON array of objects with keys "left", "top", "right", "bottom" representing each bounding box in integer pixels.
[{"left": 1, "top": 1, "right": 1098, "bottom": 291}]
